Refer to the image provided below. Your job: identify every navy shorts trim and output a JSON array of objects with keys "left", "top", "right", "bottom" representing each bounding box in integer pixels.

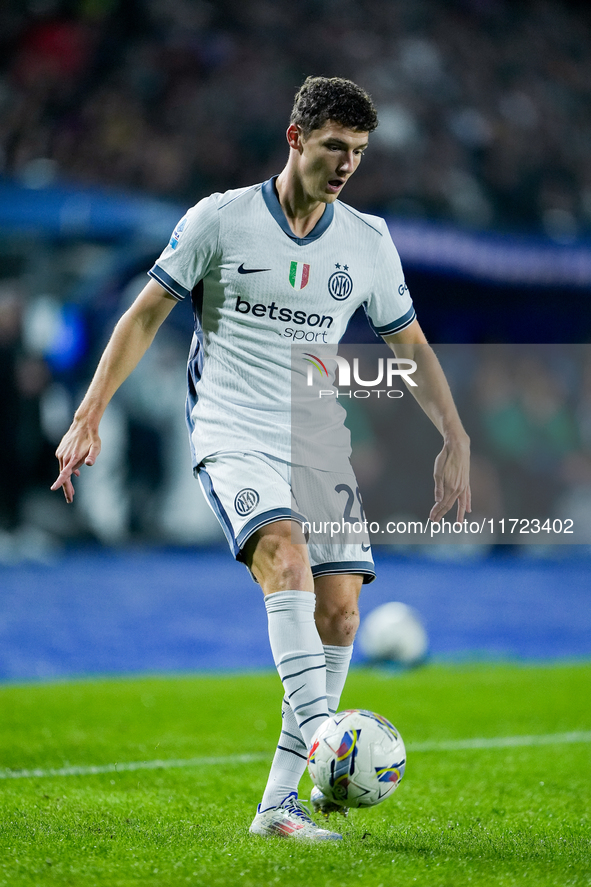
[
  {"left": 236, "top": 507, "right": 309, "bottom": 555},
  {"left": 198, "top": 467, "right": 239, "bottom": 557},
  {"left": 311, "top": 560, "right": 376, "bottom": 584}
]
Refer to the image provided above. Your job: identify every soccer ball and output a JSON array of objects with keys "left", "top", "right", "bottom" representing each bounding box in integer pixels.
[
  {"left": 359, "top": 601, "right": 428, "bottom": 666},
  {"left": 307, "top": 709, "right": 406, "bottom": 808}
]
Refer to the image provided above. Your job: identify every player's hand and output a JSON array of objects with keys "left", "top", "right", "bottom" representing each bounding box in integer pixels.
[
  {"left": 50, "top": 417, "right": 101, "bottom": 504},
  {"left": 429, "top": 433, "right": 471, "bottom": 524}
]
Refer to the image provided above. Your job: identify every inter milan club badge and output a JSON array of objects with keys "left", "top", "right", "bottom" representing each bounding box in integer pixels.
[
  {"left": 234, "top": 488, "right": 259, "bottom": 516},
  {"left": 328, "top": 263, "right": 353, "bottom": 300},
  {"left": 289, "top": 260, "right": 310, "bottom": 290}
]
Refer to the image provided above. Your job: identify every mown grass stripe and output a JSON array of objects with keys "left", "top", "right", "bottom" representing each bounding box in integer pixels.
[{"left": 2, "top": 730, "right": 589, "bottom": 780}]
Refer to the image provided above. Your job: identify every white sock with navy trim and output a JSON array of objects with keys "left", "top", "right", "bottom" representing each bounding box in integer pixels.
[
  {"left": 259, "top": 630, "right": 354, "bottom": 811},
  {"left": 259, "top": 590, "right": 328, "bottom": 811},
  {"left": 259, "top": 694, "right": 308, "bottom": 812},
  {"left": 264, "top": 590, "right": 329, "bottom": 747}
]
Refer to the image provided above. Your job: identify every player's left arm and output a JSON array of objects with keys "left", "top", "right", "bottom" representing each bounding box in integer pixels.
[{"left": 383, "top": 319, "right": 471, "bottom": 523}]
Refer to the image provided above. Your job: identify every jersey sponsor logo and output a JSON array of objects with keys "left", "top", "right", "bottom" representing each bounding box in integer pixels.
[
  {"left": 169, "top": 216, "right": 187, "bottom": 250},
  {"left": 234, "top": 488, "right": 259, "bottom": 516},
  {"left": 398, "top": 282, "right": 408, "bottom": 295},
  {"left": 238, "top": 263, "right": 271, "bottom": 274},
  {"left": 289, "top": 261, "right": 310, "bottom": 290},
  {"left": 328, "top": 265, "right": 353, "bottom": 301},
  {"left": 234, "top": 296, "right": 333, "bottom": 334}
]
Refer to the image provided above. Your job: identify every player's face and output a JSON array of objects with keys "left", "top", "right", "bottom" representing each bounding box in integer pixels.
[{"left": 295, "top": 121, "right": 369, "bottom": 203}]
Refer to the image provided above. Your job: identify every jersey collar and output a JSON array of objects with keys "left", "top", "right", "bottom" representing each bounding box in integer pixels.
[{"left": 261, "top": 176, "right": 334, "bottom": 246}]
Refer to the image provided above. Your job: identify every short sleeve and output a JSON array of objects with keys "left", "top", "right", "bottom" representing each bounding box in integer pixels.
[
  {"left": 364, "top": 220, "right": 416, "bottom": 336},
  {"left": 148, "top": 194, "right": 221, "bottom": 300}
]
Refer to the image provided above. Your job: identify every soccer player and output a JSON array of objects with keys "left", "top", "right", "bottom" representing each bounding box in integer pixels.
[{"left": 52, "top": 76, "right": 470, "bottom": 841}]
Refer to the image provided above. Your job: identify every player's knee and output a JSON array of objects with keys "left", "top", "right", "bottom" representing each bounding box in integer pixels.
[{"left": 315, "top": 599, "right": 360, "bottom": 645}]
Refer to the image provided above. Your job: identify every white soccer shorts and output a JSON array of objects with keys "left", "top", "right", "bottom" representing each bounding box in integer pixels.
[{"left": 197, "top": 450, "right": 375, "bottom": 583}]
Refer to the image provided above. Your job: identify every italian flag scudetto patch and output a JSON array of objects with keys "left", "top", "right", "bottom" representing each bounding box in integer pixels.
[{"left": 289, "top": 261, "right": 310, "bottom": 290}]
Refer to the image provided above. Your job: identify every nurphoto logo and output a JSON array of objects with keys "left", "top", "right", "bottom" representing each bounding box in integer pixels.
[{"left": 304, "top": 353, "right": 417, "bottom": 398}]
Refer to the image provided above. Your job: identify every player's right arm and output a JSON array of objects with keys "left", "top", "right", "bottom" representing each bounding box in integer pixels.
[{"left": 51, "top": 279, "right": 178, "bottom": 503}]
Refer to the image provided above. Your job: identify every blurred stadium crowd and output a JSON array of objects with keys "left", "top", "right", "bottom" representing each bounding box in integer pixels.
[{"left": 1, "top": 0, "right": 591, "bottom": 237}]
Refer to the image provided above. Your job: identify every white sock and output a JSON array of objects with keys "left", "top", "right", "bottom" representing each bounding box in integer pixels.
[
  {"left": 324, "top": 643, "right": 354, "bottom": 715},
  {"left": 259, "top": 694, "right": 308, "bottom": 811},
  {"left": 258, "top": 590, "right": 328, "bottom": 811},
  {"left": 259, "top": 637, "right": 354, "bottom": 811},
  {"left": 264, "top": 590, "right": 328, "bottom": 747}
]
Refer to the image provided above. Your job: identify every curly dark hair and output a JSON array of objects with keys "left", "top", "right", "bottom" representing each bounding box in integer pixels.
[{"left": 290, "top": 76, "right": 378, "bottom": 137}]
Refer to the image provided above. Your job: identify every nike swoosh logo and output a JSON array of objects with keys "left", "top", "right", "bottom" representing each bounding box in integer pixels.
[
  {"left": 361, "top": 543, "right": 371, "bottom": 552},
  {"left": 237, "top": 263, "right": 271, "bottom": 274}
]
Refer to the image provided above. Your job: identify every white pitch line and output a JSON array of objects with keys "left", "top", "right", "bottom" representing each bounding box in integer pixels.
[
  {"left": 0, "top": 752, "right": 269, "bottom": 781},
  {"left": 1, "top": 731, "right": 590, "bottom": 781},
  {"left": 409, "top": 730, "right": 591, "bottom": 752}
]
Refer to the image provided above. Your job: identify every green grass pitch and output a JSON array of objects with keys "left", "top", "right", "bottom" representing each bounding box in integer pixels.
[{"left": 1, "top": 662, "right": 590, "bottom": 886}]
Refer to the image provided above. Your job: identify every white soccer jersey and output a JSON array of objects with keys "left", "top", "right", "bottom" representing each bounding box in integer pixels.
[{"left": 149, "top": 177, "right": 415, "bottom": 469}]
